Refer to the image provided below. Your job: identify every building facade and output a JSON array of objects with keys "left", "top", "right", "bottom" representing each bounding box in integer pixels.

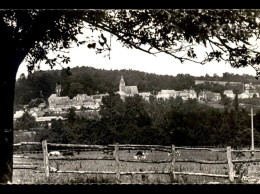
[
  {"left": 117, "top": 76, "right": 139, "bottom": 99},
  {"left": 48, "top": 83, "right": 108, "bottom": 112},
  {"left": 223, "top": 90, "right": 235, "bottom": 99},
  {"left": 156, "top": 89, "right": 197, "bottom": 100},
  {"left": 238, "top": 83, "right": 259, "bottom": 99},
  {"left": 198, "top": 91, "right": 221, "bottom": 102}
]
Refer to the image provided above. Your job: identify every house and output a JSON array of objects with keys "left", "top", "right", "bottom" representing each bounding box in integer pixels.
[
  {"left": 177, "top": 89, "right": 197, "bottom": 100},
  {"left": 188, "top": 89, "right": 197, "bottom": 99},
  {"left": 178, "top": 90, "right": 190, "bottom": 100},
  {"left": 73, "top": 94, "right": 93, "bottom": 102},
  {"left": 31, "top": 111, "right": 45, "bottom": 118},
  {"left": 238, "top": 93, "right": 250, "bottom": 99},
  {"left": 38, "top": 102, "right": 46, "bottom": 109},
  {"left": 35, "top": 116, "right": 65, "bottom": 122},
  {"left": 35, "top": 111, "right": 45, "bottom": 117},
  {"left": 93, "top": 94, "right": 109, "bottom": 103},
  {"left": 139, "top": 92, "right": 151, "bottom": 101},
  {"left": 223, "top": 90, "right": 235, "bottom": 99},
  {"left": 31, "top": 112, "right": 38, "bottom": 118},
  {"left": 47, "top": 83, "right": 110, "bottom": 111},
  {"left": 83, "top": 104, "right": 100, "bottom": 110},
  {"left": 42, "top": 108, "right": 51, "bottom": 114},
  {"left": 238, "top": 83, "right": 259, "bottom": 99},
  {"left": 156, "top": 89, "right": 197, "bottom": 100},
  {"left": 71, "top": 93, "right": 108, "bottom": 110},
  {"left": 239, "top": 90, "right": 259, "bottom": 99},
  {"left": 198, "top": 91, "right": 221, "bottom": 101},
  {"left": 156, "top": 90, "right": 178, "bottom": 99},
  {"left": 29, "top": 107, "right": 40, "bottom": 116},
  {"left": 35, "top": 116, "right": 66, "bottom": 127},
  {"left": 214, "top": 93, "right": 221, "bottom": 101},
  {"left": 245, "top": 83, "right": 255, "bottom": 90},
  {"left": 13, "top": 110, "right": 25, "bottom": 121}
]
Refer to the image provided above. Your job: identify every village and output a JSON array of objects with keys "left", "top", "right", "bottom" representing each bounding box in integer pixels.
[{"left": 13, "top": 76, "right": 260, "bottom": 128}]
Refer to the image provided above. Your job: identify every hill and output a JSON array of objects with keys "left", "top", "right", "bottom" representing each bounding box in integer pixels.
[{"left": 14, "top": 66, "right": 260, "bottom": 109}]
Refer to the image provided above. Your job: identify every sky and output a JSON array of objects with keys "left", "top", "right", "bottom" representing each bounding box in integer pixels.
[{"left": 16, "top": 30, "right": 257, "bottom": 80}]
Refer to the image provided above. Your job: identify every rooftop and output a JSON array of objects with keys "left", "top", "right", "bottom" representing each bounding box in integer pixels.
[
  {"left": 125, "top": 86, "right": 138, "bottom": 95},
  {"left": 224, "top": 90, "right": 234, "bottom": 94}
]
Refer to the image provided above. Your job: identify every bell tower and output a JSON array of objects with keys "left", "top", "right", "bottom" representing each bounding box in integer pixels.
[
  {"left": 56, "top": 83, "right": 61, "bottom": 97},
  {"left": 119, "top": 76, "right": 125, "bottom": 92}
]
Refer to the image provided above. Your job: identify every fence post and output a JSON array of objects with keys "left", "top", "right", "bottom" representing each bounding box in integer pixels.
[
  {"left": 171, "top": 144, "right": 176, "bottom": 181},
  {"left": 42, "top": 140, "right": 50, "bottom": 181},
  {"left": 226, "top": 146, "right": 234, "bottom": 183},
  {"left": 115, "top": 143, "right": 120, "bottom": 183}
]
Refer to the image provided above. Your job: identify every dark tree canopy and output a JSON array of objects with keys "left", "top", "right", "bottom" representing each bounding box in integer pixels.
[
  {"left": 1, "top": 10, "right": 260, "bottom": 77},
  {"left": 33, "top": 94, "right": 260, "bottom": 148},
  {"left": 91, "top": 10, "right": 260, "bottom": 69}
]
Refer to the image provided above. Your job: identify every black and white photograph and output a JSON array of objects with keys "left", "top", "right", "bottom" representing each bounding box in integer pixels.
[{"left": 1, "top": 9, "right": 260, "bottom": 185}]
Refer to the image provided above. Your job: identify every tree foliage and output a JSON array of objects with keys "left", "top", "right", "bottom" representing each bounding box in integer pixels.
[
  {"left": 86, "top": 10, "right": 260, "bottom": 77},
  {"left": 1, "top": 10, "right": 259, "bottom": 77},
  {"left": 35, "top": 94, "right": 260, "bottom": 147},
  {"left": 14, "top": 112, "right": 38, "bottom": 131}
]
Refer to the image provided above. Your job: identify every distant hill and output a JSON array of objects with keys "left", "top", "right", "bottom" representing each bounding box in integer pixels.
[{"left": 14, "top": 66, "right": 260, "bottom": 109}]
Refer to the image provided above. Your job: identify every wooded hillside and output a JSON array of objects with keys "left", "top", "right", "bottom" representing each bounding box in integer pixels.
[{"left": 14, "top": 66, "right": 260, "bottom": 110}]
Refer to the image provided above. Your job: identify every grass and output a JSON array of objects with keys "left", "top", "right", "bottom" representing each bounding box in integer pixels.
[{"left": 12, "top": 149, "right": 260, "bottom": 184}]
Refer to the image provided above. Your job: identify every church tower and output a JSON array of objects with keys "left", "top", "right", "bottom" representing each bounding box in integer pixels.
[
  {"left": 56, "top": 83, "right": 61, "bottom": 97},
  {"left": 119, "top": 76, "right": 125, "bottom": 93}
]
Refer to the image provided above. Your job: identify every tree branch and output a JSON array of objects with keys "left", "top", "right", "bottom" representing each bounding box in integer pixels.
[
  {"left": 17, "top": 11, "right": 65, "bottom": 70},
  {"left": 84, "top": 20, "right": 157, "bottom": 56}
]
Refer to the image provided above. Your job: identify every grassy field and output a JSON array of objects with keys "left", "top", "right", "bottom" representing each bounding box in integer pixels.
[{"left": 12, "top": 148, "right": 260, "bottom": 184}]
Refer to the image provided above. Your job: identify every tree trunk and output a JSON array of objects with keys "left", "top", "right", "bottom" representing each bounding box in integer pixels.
[
  {"left": 0, "top": 10, "right": 68, "bottom": 183},
  {"left": 0, "top": 40, "right": 20, "bottom": 183},
  {"left": 0, "top": 65, "right": 16, "bottom": 183}
]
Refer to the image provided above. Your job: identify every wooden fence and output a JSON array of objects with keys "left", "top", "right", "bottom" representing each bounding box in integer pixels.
[{"left": 13, "top": 141, "right": 260, "bottom": 183}]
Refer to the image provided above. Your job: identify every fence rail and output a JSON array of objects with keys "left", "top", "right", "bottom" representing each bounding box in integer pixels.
[
  {"left": 15, "top": 142, "right": 260, "bottom": 152},
  {"left": 14, "top": 165, "right": 38, "bottom": 169},
  {"left": 13, "top": 141, "right": 260, "bottom": 183},
  {"left": 14, "top": 155, "right": 115, "bottom": 161},
  {"left": 32, "top": 170, "right": 239, "bottom": 179},
  {"left": 14, "top": 142, "right": 108, "bottom": 149}
]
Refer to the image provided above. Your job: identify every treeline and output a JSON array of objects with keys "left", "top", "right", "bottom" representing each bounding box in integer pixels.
[
  {"left": 14, "top": 66, "right": 259, "bottom": 110},
  {"left": 27, "top": 94, "right": 260, "bottom": 147},
  {"left": 198, "top": 72, "right": 260, "bottom": 83}
]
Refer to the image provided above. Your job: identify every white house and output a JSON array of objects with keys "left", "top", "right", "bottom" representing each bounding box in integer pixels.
[
  {"left": 177, "top": 89, "right": 197, "bottom": 100},
  {"left": 238, "top": 83, "right": 259, "bottom": 99},
  {"left": 13, "top": 110, "right": 25, "bottom": 121},
  {"left": 156, "top": 90, "right": 178, "bottom": 99},
  {"left": 138, "top": 92, "right": 151, "bottom": 101},
  {"left": 223, "top": 90, "right": 235, "bottom": 99},
  {"left": 198, "top": 91, "right": 221, "bottom": 101}
]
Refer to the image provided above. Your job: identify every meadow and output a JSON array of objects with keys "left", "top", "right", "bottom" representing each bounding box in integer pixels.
[{"left": 12, "top": 148, "right": 260, "bottom": 184}]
